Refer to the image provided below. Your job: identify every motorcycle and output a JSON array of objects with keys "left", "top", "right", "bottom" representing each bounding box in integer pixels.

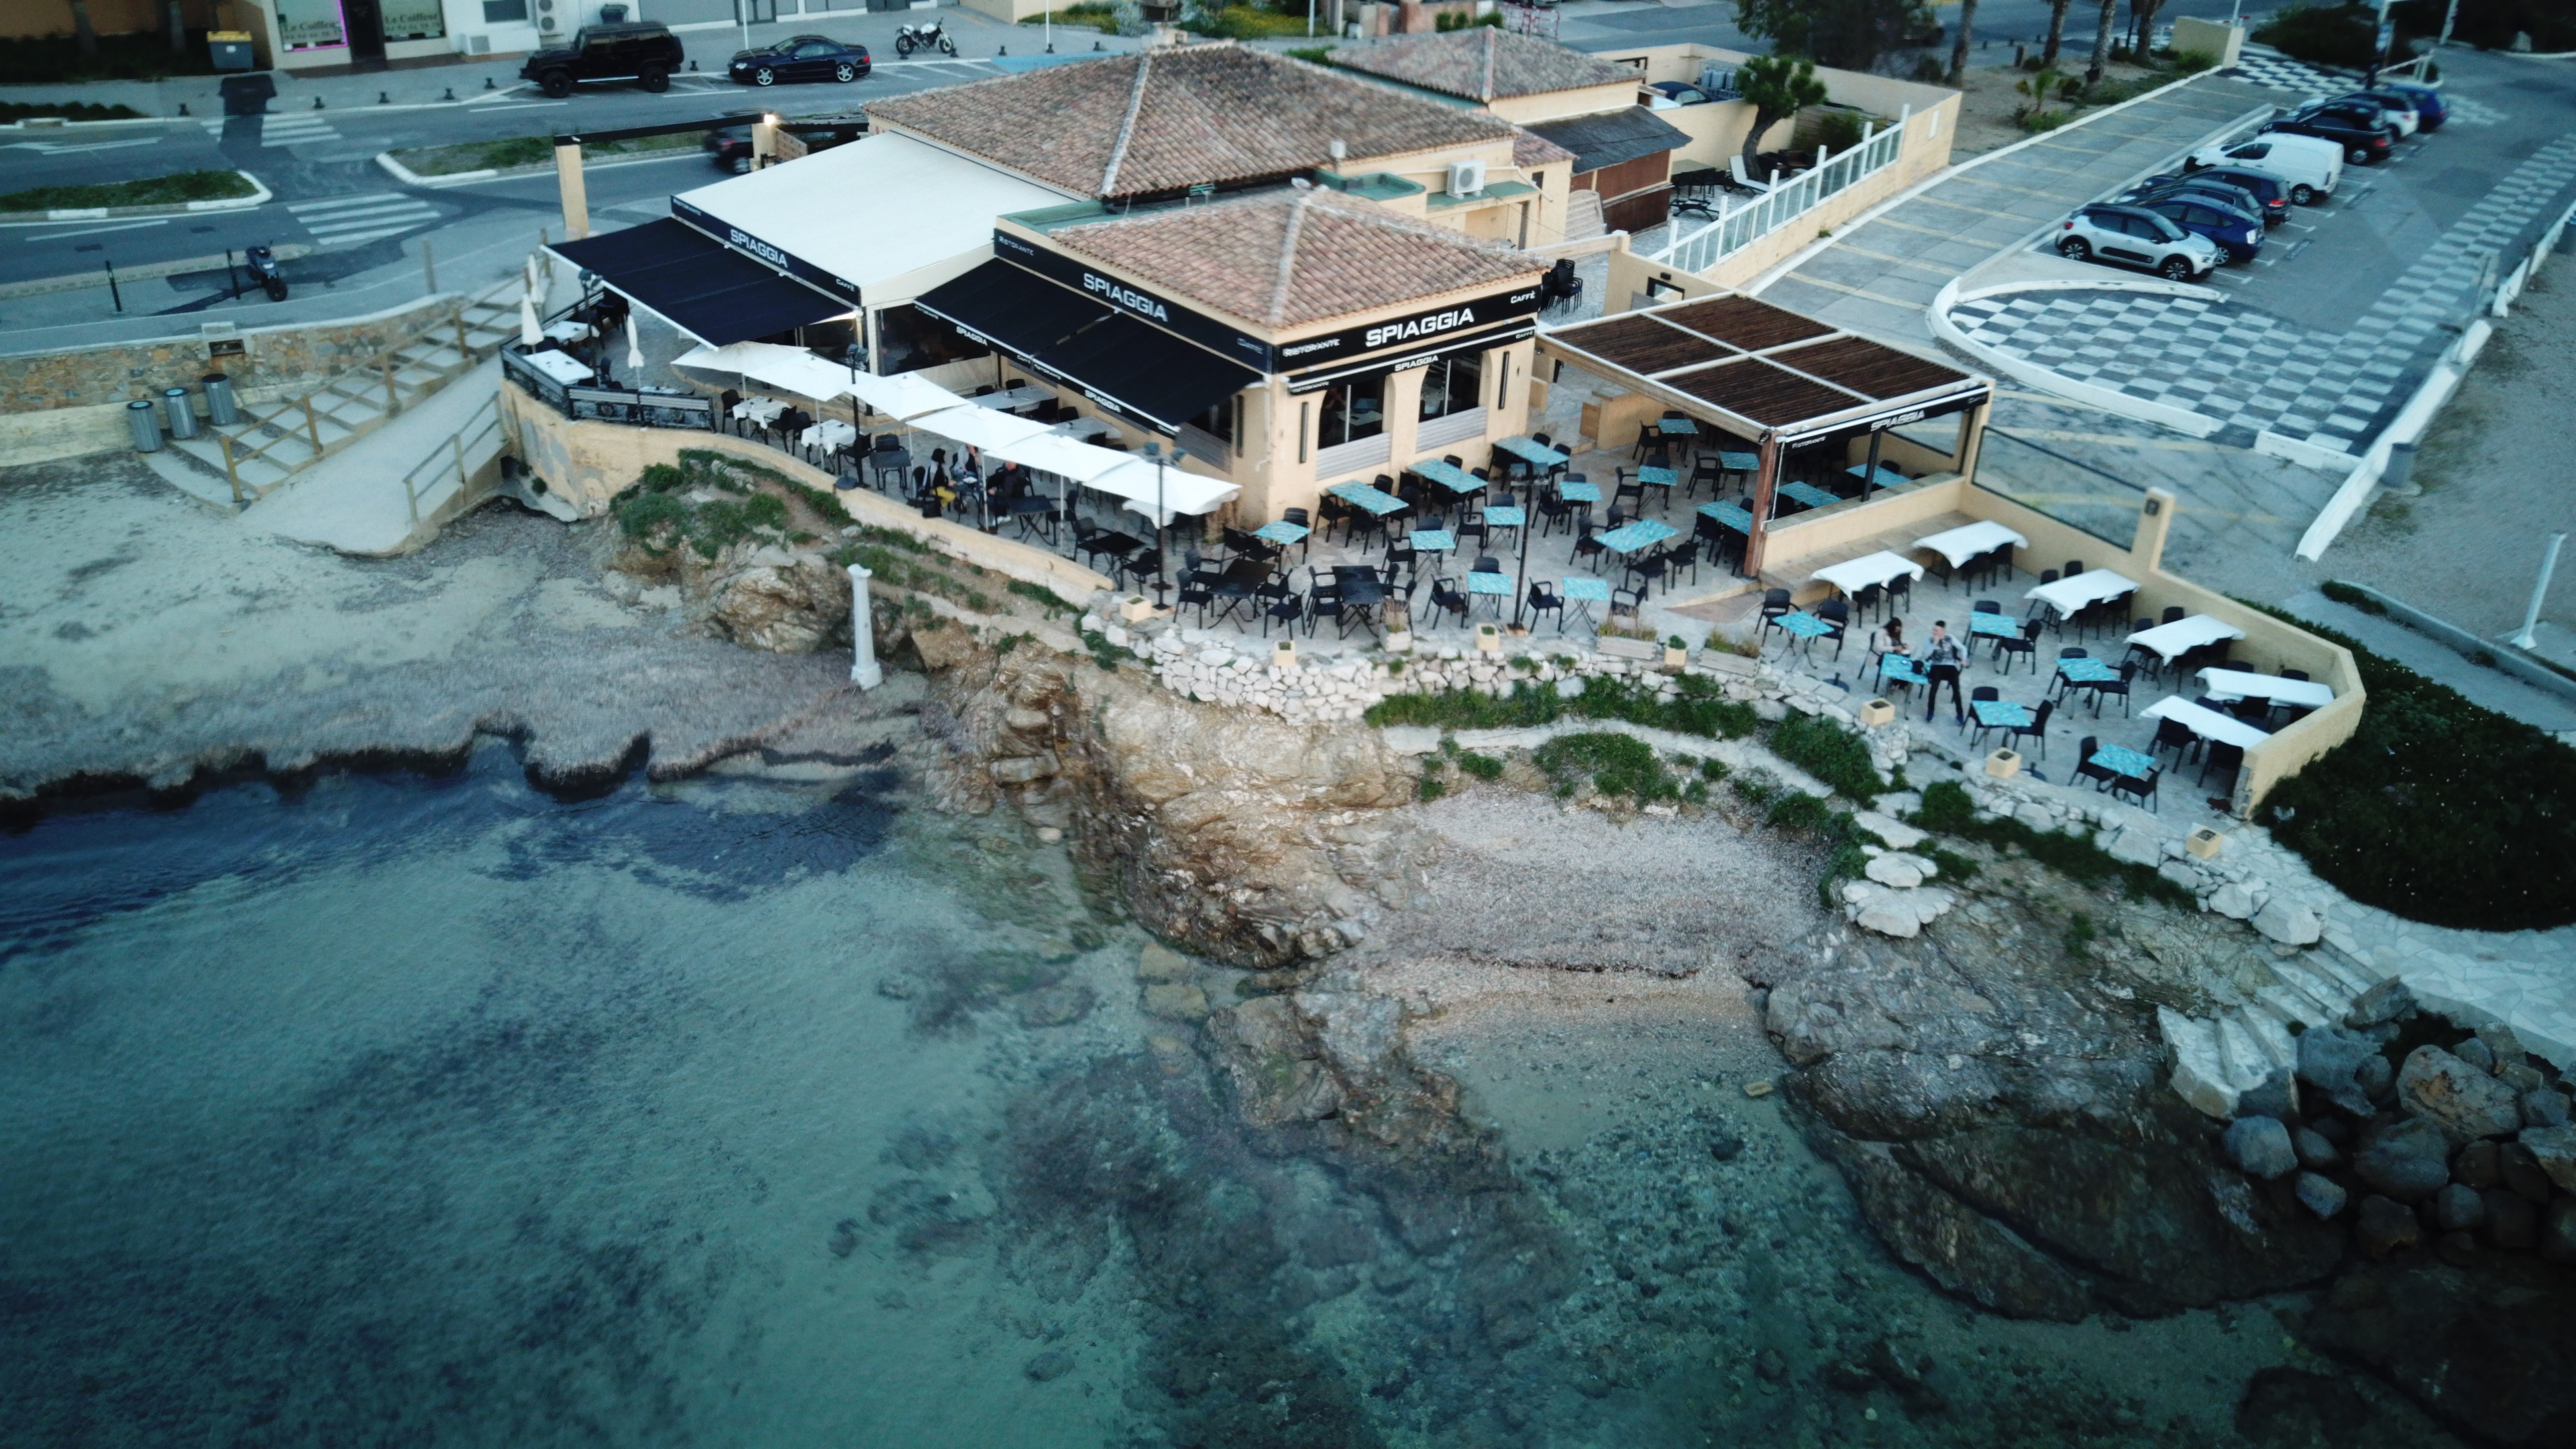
[
  {"left": 894, "top": 19, "right": 955, "bottom": 56},
  {"left": 243, "top": 244, "right": 288, "bottom": 303}
]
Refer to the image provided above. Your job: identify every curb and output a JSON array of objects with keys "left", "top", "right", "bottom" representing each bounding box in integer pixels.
[
  {"left": 376, "top": 146, "right": 711, "bottom": 189},
  {"left": 2318, "top": 580, "right": 2576, "bottom": 702},
  {"left": 1929, "top": 276, "right": 2229, "bottom": 438},
  {"left": 0, "top": 170, "right": 270, "bottom": 224}
]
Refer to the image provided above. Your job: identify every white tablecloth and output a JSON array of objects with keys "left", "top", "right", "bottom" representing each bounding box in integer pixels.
[
  {"left": 1915, "top": 519, "right": 2028, "bottom": 568},
  {"left": 542, "top": 319, "right": 592, "bottom": 344},
  {"left": 2143, "top": 695, "right": 2272, "bottom": 749},
  {"left": 2126, "top": 613, "right": 2247, "bottom": 662},
  {"left": 2025, "top": 568, "right": 2141, "bottom": 619},
  {"left": 1810, "top": 550, "right": 1925, "bottom": 594},
  {"left": 732, "top": 396, "right": 789, "bottom": 424},
  {"left": 800, "top": 419, "right": 858, "bottom": 453},
  {"left": 975, "top": 384, "right": 1057, "bottom": 411},
  {"left": 2197, "top": 667, "right": 2333, "bottom": 708},
  {"left": 519, "top": 349, "right": 594, "bottom": 385}
]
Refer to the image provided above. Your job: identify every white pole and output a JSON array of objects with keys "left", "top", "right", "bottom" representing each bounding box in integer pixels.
[
  {"left": 848, "top": 564, "right": 884, "bottom": 688},
  {"left": 2508, "top": 532, "right": 2565, "bottom": 651}
]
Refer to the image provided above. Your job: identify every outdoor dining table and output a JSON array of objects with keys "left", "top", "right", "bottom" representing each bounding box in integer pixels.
[
  {"left": 2091, "top": 744, "right": 2157, "bottom": 780},
  {"left": 1493, "top": 435, "right": 1570, "bottom": 470},
  {"left": 1880, "top": 652, "right": 1926, "bottom": 688},
  {"left": 1635, "top": 466, "right": 1679, "bottom": 507},
  {"left": 731, "top": 394, "right": 788, "bottom": 424},
  {"left": 1328, "top": 481, "right": 1406, "bottom": 515},
  {"left": 1772, "top": 610, "right": 1834, "bottom": 659},
  {"left": 523, "top": 349, "right": 596, "bottom": 385},
  {"left": 1699, "top": 500, "right": 1752, "bottom": 533},
  {"left": 1253, "top": 520, "right": 1310, "bottom": 547},
  {"left": 2143, "top": 694, "right": 2271, "bottom": 749},
  {"left": 1482, "top": 504, "right": 1525, "bottom": 542},
  {"left": 1971, "top": 698, "right": 2031, "bottom": 730},
  {"left": 1465, "top": 569, "right": 1513, "bottom": 616},
  {"left": 1810, "top": 549, "right": 1924, "bottom": 596},
  {"left": 2196, "top": 667, "right": 2332, "bottom": 708},
  {"left": 1915, "top": 519, "right": 2029, "bottom": 571},
  {"left": 1558, "top": 480, "right": 1602, "bottom": 504},
  {"left": 2025, "top": 568, "right": 2141, "bottom": 619},
  {"left": 974, "top": 384, "right": 1057, "bottom": 412},
  {"left": 1051, "top": 417, "right": 1114, "bottom": 441},
  {"left": 2057, "top": 657, "right": 2117, "bottom": 684},
  {"left": 2127, "top": 614, "right": 2247, "bottom": 663},
  {"left": 1411, "top": 459, "right": 1483, "bottom": 496},
  {"left": 1597, "top": 519, "right": 1678, "bottom": 555},
  {"left": 1776, "top": 481, "right": 1841, "bottom": 512},
  {"left": 1656, "top": 417, "right": 1699, "bottom": 438},
  {"left": 542, "top": 319, "right": 594, "bottom": 345},
  {"left": 1560, "top": 575, "right": 1610, "bottom": 627},
  {"left": 1845, "top": 464, "right": 1908, "bottom": 490},
  {"left": 800, "top": 419, "right": 858, "bottom": 455},
  {"left": 1409, "top": 528, "right": 1457, "bottom": 557},
  {"left": 1967, "top": 611, "right": 2023, "bottom": 641}
]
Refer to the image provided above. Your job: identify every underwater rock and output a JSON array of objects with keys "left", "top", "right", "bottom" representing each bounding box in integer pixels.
[
  {"left": 2305, "top": 1252, "right": 2576, "bottom": 1444},
  {"left": 1022, "top": 1350, "right": 1075, "bottom": 1383}
]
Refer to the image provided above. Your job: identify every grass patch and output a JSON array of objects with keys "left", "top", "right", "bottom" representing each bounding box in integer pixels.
[
  {"left": 0, "top": 170, "right": 252, "bottom": 213},
  {"left": 1285, "top": 44, "right": 1336, "bottom": 61},
  {"left": 1020, "top": 1, "right": 1123, "bottom": 29},
  {"left": 1080, "top": 628, "right": 1140, "bottom": 673},
  {"left": 1189, "top": 5, "right": 1319, "bottom": 36},
  {"left": 1533, "top": 732, "right": 1677, "bottom": 801},
  {"left": 2237, "top": 602, "right": 2576, "bottom": 932},
  {"left": 1455, "top": 749, "right": 1504, "bottom": 781},
  {"left": 2320, "top": 580, "right": 2387, "bottom": 616},
  {"left": 393, "top": 129, "right": 703, "bottom": 177},
  {"left": 1768, "top": 712, "right": 1884, "bottom": 803},
  {"left": 1007, "top": 579, "right": 1084, "bottom": 615},
  {"left": 1363, "top": 674, "right": 1756, "bottom": 741},
  {"left": 1906, "top": 780, "right": 2196, "bottom": 910},
  {"left": 0, "top": 100, "right": 144, "bottom": 121}
]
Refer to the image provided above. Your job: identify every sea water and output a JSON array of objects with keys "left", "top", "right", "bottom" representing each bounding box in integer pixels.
[{"left": 0, "top": 744, "right": 2282, "bottom": 1448}]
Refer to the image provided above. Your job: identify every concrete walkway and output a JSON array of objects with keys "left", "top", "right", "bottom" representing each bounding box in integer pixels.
[
  {"left": 237, "top": 355, "right": 511, "bottom": 555},
  {"left": 1750, "top": 73, "right": 2278, "bottom": 343},
  {"left": 2279, "top": 588, "right": 2576, "bottom": 735}
]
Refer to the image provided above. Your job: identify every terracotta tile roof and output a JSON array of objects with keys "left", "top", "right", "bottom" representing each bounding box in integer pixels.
[
  {"left": 1048, "top": 186, "right": 1543, "bottom": 327},
  {"left": 1513, "top": 128, "right": 1578, "bottom": 169},
  {"left": 865, "top": 44, "right": 1518, "bottom": 200},
  {"left": 1326, "top": 29, "right": 1640, "bottom": 103}
]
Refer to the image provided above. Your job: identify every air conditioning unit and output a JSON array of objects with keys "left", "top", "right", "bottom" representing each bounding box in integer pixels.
[
  {"left": 468, "top": 32, "right": 492, "bottom": 50},
  {"left": 539, "top": 13, "right": 557, "bottom": 28},
  {"left": 1446, "top": 158, "right": 1487, "bottom": 198}
]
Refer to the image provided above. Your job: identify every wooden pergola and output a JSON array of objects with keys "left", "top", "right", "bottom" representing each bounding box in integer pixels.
[{"left": 1537, "top": 294, "right": 1992, "bottom": 578}]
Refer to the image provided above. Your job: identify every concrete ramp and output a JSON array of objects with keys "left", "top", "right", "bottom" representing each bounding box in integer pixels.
[{"left": 241, "top": 358, "right": 514, "bottom": 556}]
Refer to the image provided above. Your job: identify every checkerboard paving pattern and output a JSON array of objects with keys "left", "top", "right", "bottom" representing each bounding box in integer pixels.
[
  {"left": 2226, "top": 52, "right": 2509, "bottom": 124},
  {"left": 1949, "top": 134, "right": 2576, "bottom": 453}
]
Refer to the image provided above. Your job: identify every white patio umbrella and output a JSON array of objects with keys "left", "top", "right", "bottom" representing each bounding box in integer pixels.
[
  {"left": 519, "top": 292, "right": 542, "bottom": 347},
  {"left": 909, "top": 403, "right": 1050, "bottom": 453},
  {"left": 625, "top": 313, "right": 644, "bottom": 373},
  {"left": 842, "top": 369, "right": 965, "bottom": 422}
]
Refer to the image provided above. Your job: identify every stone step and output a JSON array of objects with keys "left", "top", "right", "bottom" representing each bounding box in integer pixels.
[
  {"left": 2159, "top": 1006, "right": 2237, "bottom": 1119},
  {"left": 2251, "top": 986, "right": 2329, "bottom": 1031},
  {"left": 2240, "top": 1007, "right": 2298, "bottom": 1074},
  {"left": 2271, "top": 956, "right": 2355, "bottom": 1018},
  {"left": 2308, "top": 942, "right": 2383, "bottom": 996},
  {"left": 2216, "top": 1011, "right": 2284, "bottom": 1089}
]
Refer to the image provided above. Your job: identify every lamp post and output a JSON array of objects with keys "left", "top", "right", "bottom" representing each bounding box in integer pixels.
[
  {"left": 1143, "top": 440, "right": 1170, "bottom": 605},
  {"left": 1512, "top": 474, "right": 1534, "bottom": 631}
]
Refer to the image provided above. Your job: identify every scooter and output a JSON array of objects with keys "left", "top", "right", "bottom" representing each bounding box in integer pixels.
[
  {"left": 894, "top": 19, "right": 955, "bottom": 56},
  {"left": 244, "top": 244, "right": 288, "bottom": 302}
]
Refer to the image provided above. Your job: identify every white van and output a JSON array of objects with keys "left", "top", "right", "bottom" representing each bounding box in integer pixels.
[{"left": 2186, "top": 133, "right": 2343, "bottom": 205}]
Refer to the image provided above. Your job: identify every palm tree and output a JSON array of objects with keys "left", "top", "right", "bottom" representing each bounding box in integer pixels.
[
  {"left": 1946, "top": 0, "right": 1980, "bottom": 84},
  {"left": 167, "top": 0, "right": 189, "bottom": 53},
  {"left": 68, "top": 0, "right": 100, "bottom": 56},
  {"left": 2084, "top": 0, "right": 2116, "bottom": 84},
  {"left": 2041, "top": 0, "right": 2072, "bottom": 65}
]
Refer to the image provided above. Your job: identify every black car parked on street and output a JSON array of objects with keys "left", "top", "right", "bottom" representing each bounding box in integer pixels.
[
  {"left": 2265, "top": 101, "right": 2397, "bottom": 165},
  {"left": 2129, "top": 167, "right": 2288, "bottom": 225},
  {"left": 705, "top": 118, "right": 869, "bottom": 174},
  {"left": 520, "top": 21, "right": 686, "bottom": 97},
  {"left": 729, "top": 36, "right": 872, "bottom": 87}
]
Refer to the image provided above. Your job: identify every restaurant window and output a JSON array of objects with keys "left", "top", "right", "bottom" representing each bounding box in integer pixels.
[
  {"left": 1417, "top": 352, "right": 1483, "bottom": 422},
  {"left": 482, "top": 0, "right": 528, "bottom": 20},
  {"left": 875, "top": 303, "right": 988, "bottom": 375},
  {"left": 1316, "top": 374, "right": 1384, "bottom": 449},
  {"left": 379, "top": 0, "right": 447, "bottom": 39},
  {"left": 1186, "top": 395, "right": 1236, "bottom": 447}
]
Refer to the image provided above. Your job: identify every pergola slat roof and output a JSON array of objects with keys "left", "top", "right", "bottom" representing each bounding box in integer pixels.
[{"left": 1539, "top": 291, "right": 1988, "bottom": 439}]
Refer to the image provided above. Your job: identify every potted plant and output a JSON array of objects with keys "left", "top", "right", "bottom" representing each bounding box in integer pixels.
[
  {"left": 1382, "top": 599, "right": 1412, "bottom": 653},
  {"left": 1274, "top": 638, "right": 1297, "bottom": 669},
  {"left": 1663, "top": 634, "right": 1690, "bottom": 671},
  {"left": 1474, "top": 622, "right": 1502, "bottom": 653}
]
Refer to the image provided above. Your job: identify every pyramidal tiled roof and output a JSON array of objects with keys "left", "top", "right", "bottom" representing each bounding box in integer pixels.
[
  {"left": 1326, "top": 28, "right": 1640, "bottom": 103},
  {"left": 1046, "top": 186, "right": 1542, "bottom": 329},
  {"left": 865, "top": 44, "right": 1517, "bottom": 200}
]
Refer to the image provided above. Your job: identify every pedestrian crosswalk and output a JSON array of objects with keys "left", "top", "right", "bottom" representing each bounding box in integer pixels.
[
  {"left": 287, "top": 192, "right": 444, "bottom": 248},
  {"left": 200, "top": 112, "right": 343, "bottom": 146}
]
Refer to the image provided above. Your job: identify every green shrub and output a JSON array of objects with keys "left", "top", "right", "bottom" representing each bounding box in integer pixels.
[
  {"left": 1913, "top": 779, "right": 1975, "bottom": 833},
  {"left": 1699, "top": 758, "right": 1731, "bottom": 782},
  {"left": 1362, "top": 674, "right": 1758, "bottom": 740},
  {"left": 1904, "top": 780, "right": 2194, "bottom": 910},
  {"left": 1080, "top": 628, "right": 1139, "bottom": 673},
  {"left": 2253, "top": 3, "right": 2381, "bottom": 66},
  {"left": 1456, "top": 749, "right": 1505, "bottom": 781},
  {"left": 2320, "top": 579, "right": 2388, "bottom": 616},
  {"left": 1925, "top": 845, "right": 1982, "bottom": 882},
  {"left": 0, "top": 169, "right": 254, "bottom": 213},
  {"left": 2238, "top": 605, "right": 2576, "bottom": 931},
  {"left": 2065, "top": 911, "right": 2098, "bottom": 958},
  {"left": 1020, "top": 1, "right": 1122, "bottom": 29},
  {"left": 1768, "top": 713, "right": 1884, "bottom": 803},
  {"left": 1008, "top": 579, "right": 1084, "bottom": 615},
  {"left": 1190, "top": 4, "right": 1315, "bottom": 36},
  {"left": 1731, "top": 768, "right": 1784, "bottom": 811},
  {"left": 1533, "top": 732, "right": 1676, "bottom": 801},
  {"left": 1435, "top": 8, "right": 1503, "bottom": 27},
  {"left": 1418, "top": 773, "right": 1449, "bottom": 803},
  {"left": 0, "top": 100, "right": 144, "bottom": 121},
  {"left": 1285, "top": 44, "right": 1335, "bottom": 61}
]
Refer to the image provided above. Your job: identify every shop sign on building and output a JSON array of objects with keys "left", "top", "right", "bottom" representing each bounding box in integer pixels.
[{"left": 274, "top": 0, "right": 347, "bottom": 49}]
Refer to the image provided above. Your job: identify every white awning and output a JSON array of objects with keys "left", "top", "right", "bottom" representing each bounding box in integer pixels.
[
  {"left": 985, "top": 431, "right": 1136, "bottom": 484},
  {"left": 673, "top": 340, "right": 865, "bottom": 402},
  {"left": 844, "top": 369, "right": 969, "bottom": 421},
  {"left": 1087, "top": 456, "right": 1239, "bottom": 527},
  {"left": 908, "top": 403, "right": 1051, "bottom": 452}
]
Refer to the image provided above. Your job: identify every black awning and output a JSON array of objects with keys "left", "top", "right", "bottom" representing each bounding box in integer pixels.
[
  {"left": 551, "top": 218, "right": 845, "bottom": 346},
  {"left": 1526, "top": 106, "right": 1690, "bottom": 176},
  {"left": 914, "top": 259, "right": 1112, "bottom": 356},
  {"left": 1036, "top": 313, "right": 1259, "bottom": 434}
]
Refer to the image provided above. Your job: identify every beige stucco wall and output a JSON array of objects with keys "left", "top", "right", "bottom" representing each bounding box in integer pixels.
[{"left": 1483, "top": 81, "right": 1649, "bottom": 126}]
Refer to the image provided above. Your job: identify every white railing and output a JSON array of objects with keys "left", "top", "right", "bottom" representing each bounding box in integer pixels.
[{"left": 1651, "top": 108, "right": 1912, "bottom": 275}]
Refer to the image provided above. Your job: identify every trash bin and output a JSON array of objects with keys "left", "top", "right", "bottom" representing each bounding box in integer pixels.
[
  {"left": 127, "top": 398, "right": 164, "bottom": 452},
  {"left": 203, "top": 372, "right": 240, "bottom": 427},
  {"left": 163, "top": 386, "right": 199, "bottom": 441},
  {"left": 2382, "top": 439, "right": 2418, "bottom": 491},
  {"left": 208, "top": 30, "right": 256, "bottom": 70}
]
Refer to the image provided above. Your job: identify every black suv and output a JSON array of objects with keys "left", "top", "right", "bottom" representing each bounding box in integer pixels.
[
  {"left": 521, "top": 22, "right": 686, "bottom": 98},
  {"left": 2265, "top": 101, "right": 2396, "bottom": 165}
]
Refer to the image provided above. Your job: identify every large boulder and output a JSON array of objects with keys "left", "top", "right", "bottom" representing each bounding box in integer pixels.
[
  {"left": 2398, "top": 1045, "right": 2526, "bottom": 1142},
  {"left": 2524, "top": 1123, "right": 2576, "bottom": 1193},
  {"left": 2352, "top": 1118, "right": 2453, "bottom": 1202},
  {"left": 2345, "top": 977, "right": 2417, "bottom": 1029},
  {"left": 2224, "top": 1116, "right": 2299, "bottom": 1179},
  {"left": 2296, "top": 1027, "right": 2380, "bottom": 1117},
  {"left": 2304, "top": 1254, "right": 2576, "bottom": 1445},
  {"left": 2252, "top": 898, "right": 2322, "bottom": 946},
  {"left": 2353, "top": 1195, "right": 2422, "bottom": 1257}
]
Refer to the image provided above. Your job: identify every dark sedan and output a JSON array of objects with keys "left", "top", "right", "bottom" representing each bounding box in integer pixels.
[
  {"left": 2265, "top": 101, "right": 2396, "bottom": 164},
  {"left": 728, "top": 35, "right": 871, "bottom": 87},
  {"left": 2133, "top": 166, "right": 2288, "bottom": 224}
]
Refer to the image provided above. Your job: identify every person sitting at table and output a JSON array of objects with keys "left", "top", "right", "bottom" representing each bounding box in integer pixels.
[
  {"left": 1921, "top": 621, "right": 1968, "bottom": 724},
  {"left": 1866, "top": 616, "right": 1909, "bottom": 659}
]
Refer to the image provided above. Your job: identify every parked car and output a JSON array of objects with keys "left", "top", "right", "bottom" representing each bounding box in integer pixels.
[
  {"left": 520, "top": 21, "right": 684, "bottom": 98},
  {"left": 728, "top": 34, "right": 871, "bottom": 87},
  {"left": 2122, "top": 172, "right": 2273, "bottom": 229},
  {"left": 2131, "top": 195, "right": 2264, "bottom": 264},
  {"left": 2186, "top": 133, "right": 2342, "bottom": 204},
  {"left": 2265, "top": 101, "right": 2397, "bottom": 165},
  {"left": 2332, "top": 89, "right": 2420, "bottom": 137},
  {"left": 2057, "top": 205, "right": 2222, "bottom": 280},
  {"left": 2376, "top": 80, "right": 2448, "bottom": 130},
  {"left": 2137, "top": 165, "right": 2288, "bottom": 225},
  {"left": 704, "top": 119, "right": 865, "bottom": 174}
]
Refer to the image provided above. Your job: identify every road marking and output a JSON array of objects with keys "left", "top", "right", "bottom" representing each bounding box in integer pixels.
[
  {"left": 1993, "top": 427, "right": 2254, "bottom": 453},
  {"left": 286, "top": 192, "right": 443, "bottom": 247},
  {"left": 2, "top": 136, "right": 162, "bottom": 154},
  {"left": 258, "top": 113, "right": 341, "bottom": 146},
  {"left": 27, "top": 218, "right": 170, "bottom": 241},
  {"left": 1778, "top": 273, "right": 1930, "bottom": 309},
  {"left": 1815, "top": 242, "right": 1965, "bottom": 276}
]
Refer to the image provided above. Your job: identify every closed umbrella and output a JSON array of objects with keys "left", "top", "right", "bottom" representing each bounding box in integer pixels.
[
  {"left": 519, "top": 292, "right": 542, "bottom": 347},
  {"left": 625, "top": 313, "right": 644, "bottom": 374}
]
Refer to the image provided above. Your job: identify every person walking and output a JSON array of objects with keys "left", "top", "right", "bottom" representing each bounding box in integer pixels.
[{"left": 1923, "top": 620, "right": 1968, "bottom": 724}]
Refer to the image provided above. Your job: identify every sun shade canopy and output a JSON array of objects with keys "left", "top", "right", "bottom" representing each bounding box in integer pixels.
[
  {"left": 914, "top": 260, "right": 1260, "bottom": 434},
  {"left": 551, "top": 219, "right": 847, "bottom": 346},
  {"left": 1538, "top": 292, "right": 1989, "bottom": 443}
]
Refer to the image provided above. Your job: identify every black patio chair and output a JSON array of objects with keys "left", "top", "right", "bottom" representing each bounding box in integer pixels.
[
  {"left": 1758, "top": 587, "right": 1793, "bottom": 641},
  {"left": 2074, "top": 735, "right": 2119, "bottom": 791},
  {"left": 1261, "top": 589, "right": 1303, "bottom": 638},
  {"left": 2004, "top": 698, "right": 2055, "bottom": 759},
  {"left": 2086, "top": 660, "right": 2137, "bottom": 717},
  {"left": 1815, "top": 598, "right": 1850, "bottom": 659},
  {"left": 1625, "top": 545, "right": 1668, "bottom": 597},
  {"left": 2108, "top": 765, "right": 2161, "bottom": 814},
  {"left": 1996, "top": 619, "right": 2041, "bottom": 674},
  {"left": 1966, "top": 686, "right": 2001, "bottom": 745},
  {"left": 2161, "top": 605, "right": 2186, "bottom": 625},
  {"left": 1526, "top": 579, "right": 1564, "bottom": 633},
  {"left": 2200, "top": 741, "right": 2246, "bottom": 790},
  {"left": 1668, "top": 538, "right": 1701, "bottom": 588},
  {"left": 1608, "top": 587, "right": 1645, "bottom": 631},
  {"left": 1426, "top": 575, "right": 1470, "bottom": 631},
  {"left": 1574, "top": 527, "right": 1607, "bottom": 572},
  {"left": 2150, "top": 716, "right": 2199, "bottom": 764}
]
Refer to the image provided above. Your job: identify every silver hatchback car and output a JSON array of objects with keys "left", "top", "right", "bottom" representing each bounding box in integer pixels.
[{"left": 2056, "top": 204, "right": 2222, "bottom": 281}]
